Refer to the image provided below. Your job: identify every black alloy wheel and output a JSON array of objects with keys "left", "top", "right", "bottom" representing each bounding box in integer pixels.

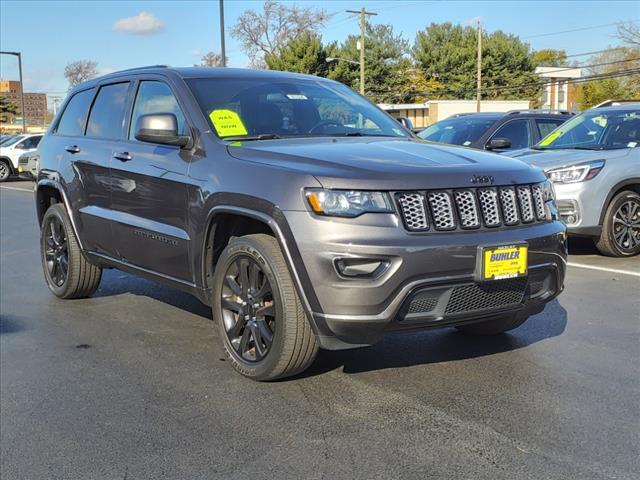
[
  {"left": 612, "top": 198, "right": 640, "bottom": 252},
  {"left": 221, "top": 256, "right": 276, "bottom": 362},
  {"left": 44, "top": 216, "right": 69, "bottom": 287}
]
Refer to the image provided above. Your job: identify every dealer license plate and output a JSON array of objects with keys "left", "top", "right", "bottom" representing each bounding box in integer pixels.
[{"left": 481, "top": 245, "right": 528, "bottom": 280}]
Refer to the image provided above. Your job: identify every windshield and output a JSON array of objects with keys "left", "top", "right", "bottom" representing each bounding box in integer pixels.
[
  {"left": 536, "top": 108, "right": 640, "bottom": 150},
  {"left": 186, "top": 77, "right": 410, "bottom": 140},
  {"left": 0, "top": 135, "right": 24, "bottom": 147},
  {"left": 417, "top": 116, "right": 497, "bottom": 146}
]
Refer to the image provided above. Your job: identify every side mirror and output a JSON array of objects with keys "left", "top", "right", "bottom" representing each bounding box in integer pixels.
[
  {"left": 135, "top": 113, "right": 191, "bottom": 147},
  {"left": 486, "top": 137, "right": 512, "bottom": 150},
  {"left": 395, "top": 116, "right": 414, "bottom": 130}
]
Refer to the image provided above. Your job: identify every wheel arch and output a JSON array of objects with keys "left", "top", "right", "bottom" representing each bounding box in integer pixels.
[
  {"left": 598, "top": 178, "right": 640, "bottom": 225},
  {"left": 0, "top": 156, "right": 14, "bottom": 174},
  {"left": 35, "top": 179, "right": 85, "bottom": 250},
  {"left": 201, "top": 204, "right": 323, "bottom": 332}
]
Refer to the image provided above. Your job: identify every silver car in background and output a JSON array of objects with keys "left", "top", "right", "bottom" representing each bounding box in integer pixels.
[{"left": 508, "top": 104, "right": 640, "bottom": 257}]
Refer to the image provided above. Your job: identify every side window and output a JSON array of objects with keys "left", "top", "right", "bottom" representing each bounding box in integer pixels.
[
  {"left": 490, "top": 119, "right": 531, "bottom": 150},
  {"left": 17, "top": 136, "right": 42, "bottom": 149},
  {"left": 536, "top": 119, "right": 566, "bottom": 139},
  {"left": 86, "top": 82, "right": 130, "bottom": 140},
  {"left": 129, "top": 81, "right": 187, "bottom": 140},
  {"left": 55, "top": 89, "right": 94, "bottom": 137}
]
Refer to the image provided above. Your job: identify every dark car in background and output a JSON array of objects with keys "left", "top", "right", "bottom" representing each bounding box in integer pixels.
[{"left": 417, "top": 110, "right": 573, "bottom": 152}]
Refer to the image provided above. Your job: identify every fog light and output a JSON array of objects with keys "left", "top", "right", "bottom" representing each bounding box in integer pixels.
[{"left": 335, "top": 258, "right": 389, "bottom": 278}]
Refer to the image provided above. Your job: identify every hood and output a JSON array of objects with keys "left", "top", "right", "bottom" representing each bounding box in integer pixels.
[
  {"left": 506, "top": 147, "right": 631, "bottom": 171},
  {"left": 227, "top": 137, "right": 545, "bottom": 190}
]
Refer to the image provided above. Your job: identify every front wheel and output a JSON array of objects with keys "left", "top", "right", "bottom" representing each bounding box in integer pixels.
[
  {"left": 596, "top": 190, "right": 640, "bottom": 257},
  {"left": 40, "top": 203, "right": 102, "bottom": 298},
  {"left": 212, "top": 234, "right": 318, "bottom": 381},
  {"left": 0, "top": 160, "right": 11, "bottom": 182}
]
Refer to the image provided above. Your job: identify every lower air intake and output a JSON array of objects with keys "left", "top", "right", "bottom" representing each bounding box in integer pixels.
[{"left": 445, "top": 278, "right": 527, "bottom": 315}]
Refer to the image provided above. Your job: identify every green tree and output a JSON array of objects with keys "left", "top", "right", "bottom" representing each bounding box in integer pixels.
[
  {"left": 532, "top": 49, "right": 569, "bottom": 67},
  {"left": 0, "top": 96, "right": 19, "bottom": 123},
  {"left": 412, "top": 23, "right": 538, "bottom": 100},
  {"left": 327, "top": 23, "right": 409, "bottom": 102},
  {"left": 265, "top": 33, "right": 329, "bottom": 76}
]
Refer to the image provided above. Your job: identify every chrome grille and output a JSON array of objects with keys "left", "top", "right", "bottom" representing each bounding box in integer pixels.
[
  {"left": 427, "top": 192, "right": 455, "bottom": 230},
  {"left": 397, "top": 193, "right": 428, "bottom": 231},
  {"left": 531, "top": 184, "right": 547, "bottom": 220},
  {"left": 478, "top": 188, "right": 501, "bottom": 227},
  {"left": 517, "top": 186, "right": 535, "bottom": 223},
  {"left": 454, "top": 190, "right": 480, "bottom": 228},
  {"left": 396, "top": 183, "right": 550, "bottom": 232},
  {"left": 499, "top": 187, "right": 520, "bottom": 225}
]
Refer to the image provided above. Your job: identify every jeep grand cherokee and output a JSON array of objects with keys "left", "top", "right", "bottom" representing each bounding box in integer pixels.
[{"left": 35, "top": 66, "right": 566, "bottom": 380}]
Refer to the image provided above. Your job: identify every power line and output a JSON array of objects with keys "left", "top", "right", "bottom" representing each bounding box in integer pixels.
[
  {"left": 564, "top": 47, "right": 628, "bottom": 59},
  {"left": 523, "top": 21, "right": 636, "bottom": 39},
  {"left": 538, "top": 57, "right": 640, "bottom": 76}
]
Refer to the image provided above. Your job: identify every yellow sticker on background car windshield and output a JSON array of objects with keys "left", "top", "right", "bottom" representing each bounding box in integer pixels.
[
  {"left": 209, "top": 109, "right": 248, "bottom": 137},
  {"left": 539, "top": 130, "right": 562, "bottom": 147}
]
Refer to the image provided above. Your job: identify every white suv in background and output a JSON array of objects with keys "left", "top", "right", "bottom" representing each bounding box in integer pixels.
[
  {"left": 0, "top": 133, "right": 44, "bottom": 182},
  {"left": 508, "top": 104, "right": 640, "bottom": 257}
]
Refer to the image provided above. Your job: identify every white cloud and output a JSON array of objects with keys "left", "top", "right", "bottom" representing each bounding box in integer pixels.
[
  {"left": 113, "top": 11, "right": 165, "bottom": 35},
  {"left": 191, "top": 48, "right": 202, "bottom": 57}
]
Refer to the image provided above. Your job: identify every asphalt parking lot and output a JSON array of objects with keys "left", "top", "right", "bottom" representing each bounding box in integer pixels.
[{"left": 1, "top": 181, "right": 638, "bottom": 480}]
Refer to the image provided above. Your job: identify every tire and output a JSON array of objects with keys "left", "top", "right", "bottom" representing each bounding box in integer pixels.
[
  {"left": 212, "top": 234, "right": 318, "bottom": 381},
  {"left": 40, "top": 203, "right": 102, "bottom": 299},
  {"left": 596, "top": 190, "right": 640, "bottom": 257},
  {"left": 0, "top": 159, "right": 11, "bottom": 182},
  {"left": 455, "top": 313, "right": 527, "bottom": 335}
]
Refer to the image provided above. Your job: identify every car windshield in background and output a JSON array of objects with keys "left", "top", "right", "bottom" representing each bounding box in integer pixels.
[
  {"left": 0, "top": 135, "right": 24, "bottom": 147},
  {"left": 535, "top": 108, "right": 640, "bottom": 150},
  {"left": 186, "top": 77, "right": 410, "bottom": 140},
  {"left": 417, "top": 116, "right": 497, "bottom": 146}
]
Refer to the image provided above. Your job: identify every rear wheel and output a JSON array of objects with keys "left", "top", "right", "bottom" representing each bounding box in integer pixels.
[
  {"left": 0, "top": 160, "right": 11, "bottom": 182},
  {"left": 40, "top": 203, "right": 102, "bottom": 299},
  {"left": 596, "top": 190, "right": 640, "bottom": 257},
  {"left": 212, "top": 234, "right": 318, "bottom": 381},
  {"left": 455, "top": 313, "right": 527, "bottom": 335}
]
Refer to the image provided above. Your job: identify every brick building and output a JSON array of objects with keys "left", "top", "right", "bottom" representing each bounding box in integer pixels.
[{"left": 0, "top": 80, "right": 48, "bottom": 127}]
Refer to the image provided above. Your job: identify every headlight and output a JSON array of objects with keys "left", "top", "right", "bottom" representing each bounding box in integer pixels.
[
  {"left": 305, "top": 189, "right": 393, "bottom": 217},
  {"left": 546, "top": 160, "right": 605, "bottom": 184}
]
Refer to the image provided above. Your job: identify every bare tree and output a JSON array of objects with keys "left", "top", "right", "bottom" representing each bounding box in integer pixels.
[
  {"left": 64, "top": 60, "right": 99, "bottom": 88},
  {"left": 616, "top": 22, "right": 640, "bottom": 47},
  {"left": 195, "top": 52, "right": 227, "bottom": 67},
  {"left": 232, "top": 0, "right": 332, "bottom": 67}
]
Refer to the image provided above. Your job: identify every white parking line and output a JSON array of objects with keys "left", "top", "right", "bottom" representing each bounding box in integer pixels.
[
  {"left": 568, "top": 262, "right": 640, "bottom": 278},
  {"left": 0, "top": 185, "right": 34, "bottom": 193}
]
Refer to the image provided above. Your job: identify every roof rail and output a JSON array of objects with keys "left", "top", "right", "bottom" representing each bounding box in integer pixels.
[
  {"left": 592, "top": 99, "right": 640, "bottom": 108},
  {"left": 506, "top": 109, "right": 573, "bottom": 115},
  {"left": 109, "top": 65, "right": 170, "bottom": 74}
]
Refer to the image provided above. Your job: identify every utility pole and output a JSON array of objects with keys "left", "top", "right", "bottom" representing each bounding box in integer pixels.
[
  {"left": 0, "top": 51, "right": 26, "bottom": 132},
  {"left": 476, "top": 20, "right": 482, "bottom": 112},
  {"left": 219, "top": 0, "right": 226, "bottom": 67},
  {"left": 346, "top": 7, "right": 377, "bottom": 95}
]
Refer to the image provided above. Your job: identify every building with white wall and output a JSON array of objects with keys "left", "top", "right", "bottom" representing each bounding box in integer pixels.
[{"left": 535, "top": 66, "right": 582, "bottom": 112}]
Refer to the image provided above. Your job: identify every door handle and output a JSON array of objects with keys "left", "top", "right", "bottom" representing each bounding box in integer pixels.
[
  {"left": 113, "top": 151, "right": 133, "bottom": 162},
  {"left": 65, "top": 145, "right": 80, "bottom": 154}
]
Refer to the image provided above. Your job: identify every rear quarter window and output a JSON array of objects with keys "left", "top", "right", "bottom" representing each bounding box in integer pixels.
[{"left": 55, "top": 89, "right": 94, "bottom": 136}]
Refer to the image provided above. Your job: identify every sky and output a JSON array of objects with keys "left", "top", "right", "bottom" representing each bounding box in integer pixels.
[{"left": 1, "top": 0, "right": 638, "bottom": 102}]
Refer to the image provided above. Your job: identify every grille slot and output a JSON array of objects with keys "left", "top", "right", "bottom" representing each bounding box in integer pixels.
[
  {"left": 397, "top": 193, "right": 429, "bottom": 231},
  {"left": 427, "top": 191, "right": 456, "bottom": 230},
  {"left": 396, "top": 183, "right": 548, "bottom": 232},
  {"left": 478, "top": 188, "right": 501, "bottom": 227},
  {"left": 499, "top": 187, "right": 520, "bottom": 225},
  {"left": 517, "top": 186, "right": 535, "bottom": 223},
  {"left": 531, "top": 184, "right": 547, "bottom": 220},
  {"left": 445, "top": 278, "right": 527, "bottom": 315},
  {"left": 454, "top": 190, "right": 480, "bottom": 228},
  {"left": 407, "top": 295, "right": 439, "bottom": 314}
]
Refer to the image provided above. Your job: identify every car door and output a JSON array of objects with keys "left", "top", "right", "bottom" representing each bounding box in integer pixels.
[
  {"left": 486, "top": 118, "right": 532, "bottom": 152},
  {"left": 109, "top": 78, "right": 193, "bottom": 282}
]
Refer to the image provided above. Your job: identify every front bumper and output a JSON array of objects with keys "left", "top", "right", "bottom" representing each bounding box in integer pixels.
[
  {"left": 285, "top": 211, "right": 567, "bottom": 349},
  {"left": 553, "top": 182, "right": 604, "bottom": 236}
]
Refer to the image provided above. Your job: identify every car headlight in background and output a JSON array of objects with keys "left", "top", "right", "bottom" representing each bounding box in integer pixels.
[
  {"left": 306, "top": 189, "right": 393, "bottom": 217},
  {"left": 546, "top": 160, "right": 605, "bottom": 184}
]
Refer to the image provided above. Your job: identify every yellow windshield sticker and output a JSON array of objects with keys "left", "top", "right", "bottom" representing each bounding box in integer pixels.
[
  {"left": 539, "top": 130, "right": 561, "bottom": 147},
  {"left": 209, "top": 109, "right": 247, "bottom": 137}
]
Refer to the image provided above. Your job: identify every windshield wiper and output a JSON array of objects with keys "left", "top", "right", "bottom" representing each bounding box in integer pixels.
[{"left": 223, "top": 133, "right": 281, "bottom": 141}]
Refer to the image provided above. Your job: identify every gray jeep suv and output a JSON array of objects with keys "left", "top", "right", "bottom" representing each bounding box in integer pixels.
[{"left": 35, "top": 66, "right": 566, "bottom": 380}]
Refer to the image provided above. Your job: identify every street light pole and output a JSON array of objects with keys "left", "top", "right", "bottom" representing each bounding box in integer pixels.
[
  {"left": 0, "top": 51, "right": 26, "bottom": 133},
  {"left": 476, "top": 20, "right": 482, "bottom": 113},
  {"left": 219, "top": 0, "right": 226, "bottom": 67}
]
